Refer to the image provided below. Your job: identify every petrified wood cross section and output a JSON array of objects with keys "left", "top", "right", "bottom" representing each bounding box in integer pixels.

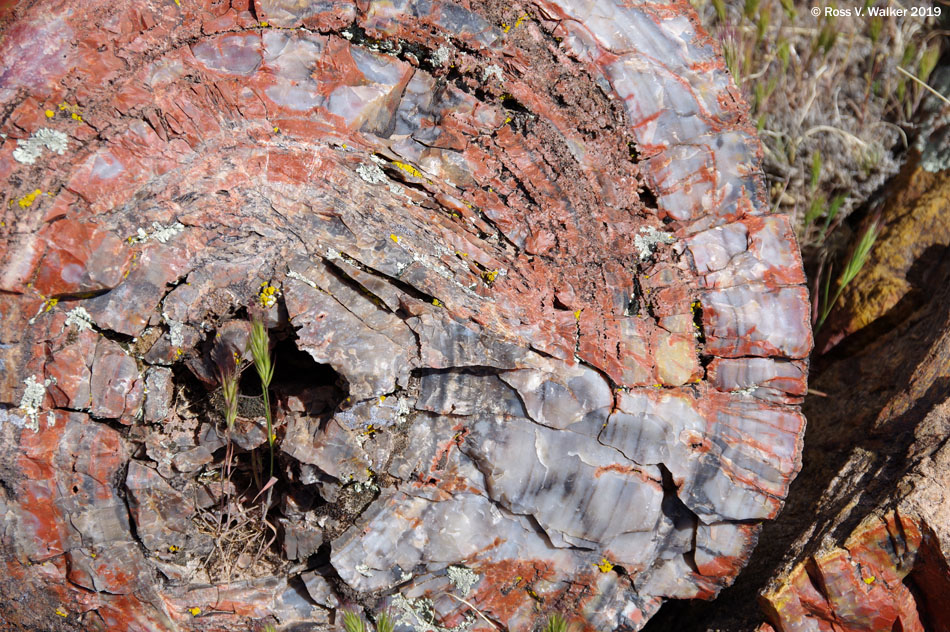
[{"left": 0, "top": 0, "right": 812, "bottom": 630}]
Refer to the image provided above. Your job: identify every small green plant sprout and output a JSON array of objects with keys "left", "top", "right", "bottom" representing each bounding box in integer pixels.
[
  {"left": 542, "top": 613, "right": 573, "bottom": 632},
  {"left": 341, "top": 610, "right": 367, "bottom": 632},
  {"left": 211, "top": 342, "right": 245, "bottom": 431},
  {"left": 375, "top": 611, "right": 395, "bottom": 632},
  {"left": 249, "top": 310, "right": 276, "bottom": 476},
  {"left": 815, "top": 221, "right": 880, "bottom": 331}
]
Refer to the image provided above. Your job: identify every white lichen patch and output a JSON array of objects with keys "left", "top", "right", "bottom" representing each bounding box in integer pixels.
[
  {"left": 731, "top": 384, "right": 759, "bottom": 397},
  {"left": 12, "top": 128, "right": 69, "bottom": 164},
  {"left": 130, "top": 221, "right": 185, "bottom": 244},
  {"left": 18, "top": 375, "right": 55, "bottom": 432},
  {"left": 447, "top": 565, "right": 480, "bottom": 597},
  {"left": 635, "top": 226, "right": 676, "bottom": 260},
  {"left": 162, "top": 313, "right": 185, "bottom": 347},
  {"left": 355, "top": 563, "right": 374, "bottom": 577},
  {"left": 430, "top": 46, "right": 451, "bottom": 66},
  {"left": 351, "top": 478, "right": 380, "bottom": 495},
  {"left": 391, "top": 594, "right": 474, "bottom": 632},
  {"left": 64, "top": 306, "right": 95, "bottom": 332},
  {"left": 357, "top": 162, "right": 388, "bottom": 185},
  {"left": 481, "top": 64, "right": 504, "bottom": 83},
  {"left": 287, "top": 269, "right": 318, "bottom": 289}
]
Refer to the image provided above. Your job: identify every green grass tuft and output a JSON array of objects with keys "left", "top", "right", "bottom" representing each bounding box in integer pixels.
[{"left": 249, "top": 313, "right": 276, "bottom": 476}]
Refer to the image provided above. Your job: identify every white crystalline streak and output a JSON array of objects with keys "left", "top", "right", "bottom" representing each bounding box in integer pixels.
[{"left": 12, "top": 128, "right": 69, "bottom": 164}]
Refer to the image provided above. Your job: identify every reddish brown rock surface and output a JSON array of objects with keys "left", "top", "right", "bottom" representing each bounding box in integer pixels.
[{"left": 0, "top": 0, "right": 810, "bottom": 630}]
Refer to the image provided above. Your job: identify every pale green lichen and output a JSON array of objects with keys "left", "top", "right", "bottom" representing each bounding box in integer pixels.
[
  {"left": 391, "top": 594, "right": 474, "bottom": 632},
  {"left": 481, "top": 64, "right": 504, "bottom": 83},
  {"left": 12, "top": 128, "right": 69, "bottom": 165},
  {"left": 357, "top": 163, "right": 388, "bottom": 185},
  {"left": 447, "top": 565, "right": 479, "bottom": 597},
  {"left": 64, "top": 306, "right": 95, "bottom": 332},
  {"left": 731, "top": 384, "right": 759, "bottom": 397},
  {"left": 431, "top": 46, "right": 451, "bottom": 66},
  {"left": 634, "top": 226, "right": 675, "bottom": 260},
  {"left": 130, "top": 221, "right": 185, "bottom": 244},
  {"left": 18, "top": 375, "right": 55, "bottom": 432},
  {"left": 287, "top": 269, "right": 318, "bottom": 289},
  {"left": 162, "top": 313, "right": 185, "bottom": 348}
]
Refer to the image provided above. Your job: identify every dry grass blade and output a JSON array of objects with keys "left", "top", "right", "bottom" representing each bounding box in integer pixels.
[
  {"left": 896, "top": 65, "right": 950, "bottom": 107},
  {"left": 440, "top": 592, "right": 500, "bottom": 630}
]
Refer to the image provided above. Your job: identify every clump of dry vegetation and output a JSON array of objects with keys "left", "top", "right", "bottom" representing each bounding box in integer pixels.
[{"left": 693, "top": 0, "right": 944, "bottom": 327}]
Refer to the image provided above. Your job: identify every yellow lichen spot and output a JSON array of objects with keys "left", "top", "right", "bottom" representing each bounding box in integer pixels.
[
  {"left": 342, "top": 143, "right": 347, "bottom": 149},
  {"left": 364, "top": 424, "right": 377, "bottom": 436},
  {"left": 379, "top": 395, "right": 387, "bottom": 403},
  {"left": 273, "top": 126, "right": 279, "bottom": 133},
  {"left": 168, "top": 545, "right": 179, "bottom": 553},
  {"left": 175, "top": 0, "right": 181, "bottom": 6},
  {"left": 258, "top": 283, "right": 280, "bottom": 308},
  {"left": 43, "top": 298, "right": 59, "bottom": 312},
  {"left": 55, "top": 608, "right": 68, "bottom": 618},
  {"left": 71, "top": 112, "right": 82, "bottom": 122},
  {"left": 513, "top": 14, "right": 529, "bottom": 28},
  {"left": 175, "top": 348, "right": 184, "bottom": 357},
  {"left": 270, "top": 433, "right": 277, "bottom": 442},
  {"left": 573, "top": 309, "right": 582, "bottom": 320},
  {"left": 595, "top": 557, "right": 614, "bottom": 573},
  {"left": 189, "top": 607, "right": 200, "bottom": 616},
  {"left": 503, "top": 116, "right": 512, "bottom": 125},
  {"left": 390, "top": 233, "right": 400, "bottom": 244},
  {"left": 432, "top": 298, "right": 442, "bottom": 307},
  {"left": 260, "top": 21, "right": 269, "bottom": 26},
  {"left": 501, "top": 22, "right": 511, "bottom": 33},
  {"left": 90, "top": 552, "right": 97, "bottom": 558},
  {"left": 17, "top": 189, "right": 43, "bottom": 209},
  {"left": 45, "top": 109, "right": 55, "bottom": 118},
  {"left": 392, "top": 160, "right": 424, "bottom": 179},
  {"left": 482, "top": 269, "right": 499, "bottom": 284},
  {"left": 864, "top": 575, "right": 875, "bottom": 584}
]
